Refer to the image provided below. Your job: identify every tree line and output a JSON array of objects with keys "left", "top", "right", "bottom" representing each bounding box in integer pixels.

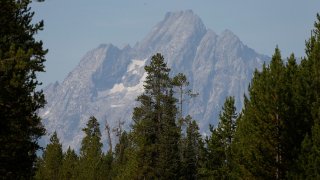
[
  {"left": 36, "top": 18, "right": 320, "bottom": 179},
  {"left": 1, "top": 0, "right": 320, "bottom": 179},
  {"left": 34, "top": 53, "right": 240, "bottom": 179}
]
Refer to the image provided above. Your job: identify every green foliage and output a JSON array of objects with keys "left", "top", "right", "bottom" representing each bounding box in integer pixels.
[
  {"left": 202, "top": 97, "right": 237, "bottom": 179},
  {"left": 217, "top": 97, "right": 237, "bottom": 146},
  {"left": 78, "top": 116, "right": 104, "bottom": 180},
  {"left": 0, "top": 0, "right": 47, "bottom": 178},
  {"left": 180, "top": 116, "right": 203, "bottom": 180},
  {"left": 111, "top": 131, "right": 142, "bottom": 180},
  {"left": 111, "top": 131, "right": 130, "bottom": 178},
  {"left": 297, "top": 119, "right": 320, "bottom": 179},
  {"left": 96, "top": 152, "right": 113, "bottom": 180},
  {"left": 35, "top": 132, "right": 63, "bottom": 180},
  {"left": 172, "top": 73, "right": 198, "bottom": 126},
  {"left": 157, "top": 90, "right": 181, "bottom": 179},
  {"left": 205, "top": 127, "right": 225, "bottom": 178},
  {"left": 218, "top": 97, "right": 237, "bottom": 178},
  {"left": 34, "top": 157, "right": 45, "bottom": 180},
  {"left": 233, "top": 16, "right": 320, "bottom": 178},
  {"left": 172, "top": 73, "right": 188, "bottom": 122},
  {"left": 131, "top": 53, "right": 182, "bottom": 179},
  {"left": 234, "top": 48, "right": 292, "bottom": 179},
  {"left": 60, "top": 147, "right": 79, "bottom": 180},
  {"left": 292, "top": 14, "right": 320, "bottom": 179}
]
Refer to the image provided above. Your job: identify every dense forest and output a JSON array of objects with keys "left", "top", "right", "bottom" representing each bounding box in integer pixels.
[
  {"left": 1, "top": 0, "right": 320, "bottom": 179},
  {"left": 35, "top": 18, "right": 320, "bottom": 178}
]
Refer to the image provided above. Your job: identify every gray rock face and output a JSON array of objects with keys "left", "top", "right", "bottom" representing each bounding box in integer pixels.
[{"left": 40, "top": 10, "right": 269, "bottom": 150}]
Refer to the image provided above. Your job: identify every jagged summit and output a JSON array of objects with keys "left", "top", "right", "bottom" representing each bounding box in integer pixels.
[
  {"left": 40, "top": 10, "right": 269, "bottom": 150},
  {"left": 135, "top": 10, "right": 207, "bottom": 55},
  {"left": 161, "top": 9, "right": 204, "bottom": 30}
]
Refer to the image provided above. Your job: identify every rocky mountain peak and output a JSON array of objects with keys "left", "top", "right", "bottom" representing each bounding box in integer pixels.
[
  {"left": 40, "top": 10, "right": 269, "bottom": 150},
  {"left": 162, "top": 9, "right": 204, "bottom": 28},
  {"left": 135, "top": 10, "right": 207, "bottom": 56}
]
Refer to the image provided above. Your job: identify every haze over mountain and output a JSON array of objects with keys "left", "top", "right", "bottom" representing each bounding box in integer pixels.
[{"left": 40, "top": 10, "right": 269, "bottom": 150}]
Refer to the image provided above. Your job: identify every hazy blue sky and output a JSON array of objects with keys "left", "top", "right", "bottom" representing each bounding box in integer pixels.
[{"left": 31, "top": 0, "right": 320, "bottom": 86}]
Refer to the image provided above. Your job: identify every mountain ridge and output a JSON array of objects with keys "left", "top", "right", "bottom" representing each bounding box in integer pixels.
[{"left": 40, "top": 10, "right": 269, "bottom": 150}]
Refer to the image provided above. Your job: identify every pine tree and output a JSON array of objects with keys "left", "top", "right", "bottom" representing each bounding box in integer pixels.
[
  {"left": 233, "top": 48, "right": 290, "bottom": 179},
  {"left": 60, "top": 147, "right": 78, "bottom": 180},
  {"left": 230, "top": 96, "right": 250, "bottom": 178},
  {"left": 218, "top": 97, "right": 237, "bottom": 165},
  {"left": 232, "top": 16, "right": 320, "bottom": 177},
  {"left": 233, "top": 48, "right": 315, "bottom": 178},
  {"left": 131, "top": 94, "right": 157, "bottom": 179},
  {"left": 202, "top": 97, "right": 237, "bottom": 179},
  {"left": 35, "top": 131, "right": 63, "bottom": 180},
  {"left": 131, "top": 53, "right": 181, "bottom": 179},
  {"left": 157, "top": 89, "right": 181, "bottom": 179},
  {"left": 217, "top": 96, "right": 237, "bottom": 178},
  {"left": 180, "top": 116, "right": 203, "bottom": 180},
  {"left": 203, "top": 125, "right": 225, "bottom": 178},
  {"left": 111, "top": 131, "right": 130, "bottom": 178},
  {"left": 114, "top": 132, "right": 138, "bottom": 180},
  {"left": 304, "top": 14, "right": 320, "bottom": 107},
  {"left": 172, "top": 73, "right": 198, "bottom": 118},
  {"left": 172, "top": 73, "right": 189, "bottom": 120},
  {"left": 0, "top": 0, "right": 47, "bottom": 178},
  {"left": 282, "top": 53, "right": 309, "bottom": 174},
  {"left": 294, "top": 14, "right": 320, "bottom": 179},
  {"left": 78, "top": 116, "right": 103, "bottom": 180}
]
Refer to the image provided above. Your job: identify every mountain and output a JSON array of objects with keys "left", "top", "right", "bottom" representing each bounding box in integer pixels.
[{"left": 40, "top": 10, "right": 269, "bottom": 150}]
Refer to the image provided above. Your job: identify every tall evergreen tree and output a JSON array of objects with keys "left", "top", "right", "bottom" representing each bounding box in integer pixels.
[
  {"left": 180, "top": 116, "right": 203, "bottom": 180},
  {"left": 233, "top": 15, "right": 320, "bottom": 177},
  {"left": 217, "top": 96, "right": 237, "bottom": 178},
  {"left": 202, "top": 125, "right": 225, "bottom": 178},
  {"left": 111, "top": 131, "right": 130, "bottom": 178},
  {"left": 114, "top": 132, "right": 139, "bottom": 180},
  {"left": 78, "top": 116, "right": 103, "bottom": 180},
  {"left": 131, "top": 53, "right": 181, "bottom": 179},
  {"left": 157, "top": 89, "right": 181, "bottom": 179},
  {"left": 233, "top": 48, "right": 290, "bottom": 179},
  {"left": 35, "top": 131, "right": 63, "bottom": 180},
  {"left": 203, "top": 97, "right": 237, "bottom": 179},
  {"left": 282, "top": 53, "right": 308, "bottom": 174},
  {"left": 172, "top": 73, "right": 198, "bottom": 129},
  {"left": 172, "top": 73, "right": 189, "bottom": 120},
  {"left": 0, "top": 0, "right": 47, "bottom": 178},
  {"left": 294, "top": 14, "right": 320, "bottom": 179},
  {"left": 231, "top": 96, "right": 256, "bottom": 178},
  {"left": 303, "top": 14, "right": 320, "bottom": 108},
  {"left": 218, "top": 97, "right": 237, "bottom": 164}
]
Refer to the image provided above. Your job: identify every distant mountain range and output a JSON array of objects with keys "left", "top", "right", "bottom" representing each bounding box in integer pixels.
[{"left": 40, "top": 10, "right": 269, "bottom": 150}]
